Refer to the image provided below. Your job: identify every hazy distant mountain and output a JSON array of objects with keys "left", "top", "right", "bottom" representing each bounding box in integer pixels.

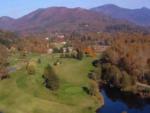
[
  {"left": 0, "top": 6, "right": 147, "bottom": 36},
  {"left": 91, "top": 4, "right": 150, "bottom": 26}
]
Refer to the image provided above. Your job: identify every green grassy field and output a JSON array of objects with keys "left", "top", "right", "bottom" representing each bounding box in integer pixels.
[{"left": 0, "top": 53, "right": 101, "bottom": 113}]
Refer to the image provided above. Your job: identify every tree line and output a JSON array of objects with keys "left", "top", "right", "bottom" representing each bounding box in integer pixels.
[{"left": 90, "top": 33, "right": 150, "bottom": 97}]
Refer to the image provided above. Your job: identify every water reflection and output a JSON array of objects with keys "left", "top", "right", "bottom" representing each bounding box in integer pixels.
[{"left": 97, "top": 85, "right": 150, "bottom": 113}]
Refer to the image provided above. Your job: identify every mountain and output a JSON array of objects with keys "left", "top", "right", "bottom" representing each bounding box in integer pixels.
[
  {"left": 91, "top": 4, "right": 150, "bottom": 26},
  {"left": 0, "top": 6, "right": 147, "bottom": 36},
  {"left": 16, "top": 7, "right": 114, "bottom": 34},
  {"left": 0, "top": 16, "right": 15, "bottom": 30},
  {"left": 12, "top": 7, "right": 130, "bottom": 35}
]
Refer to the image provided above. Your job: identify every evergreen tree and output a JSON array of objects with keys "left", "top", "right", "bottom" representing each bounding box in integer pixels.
[
  {"left": 37, "top": 58, "right": 41, "bottom": 64},
  {"left": 76, "top": 49, "right": 83, "bottom": 60},
  {"left": 44, "top": 64, "right": 59, "bottom": 90}
]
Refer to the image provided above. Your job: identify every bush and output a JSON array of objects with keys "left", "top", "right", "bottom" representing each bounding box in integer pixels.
[
  {"left": 53, "top": 47, "right": 60, "bottom": 53},
  {"left": 89, "top": 65, "right": 102, "bottom": 82},
  {"left": 88, "top": 80, "right": 103, "bottom": 101},
  {"left": 26, "top": 61, "right": 36, "bottom": 75},
  {"left": 37, "top": 58, "right": 41, "bottom": 64},
  {"left": 43, "top": 64, "right": 59, "bottom": 90},
  {"left": 89, "top": 80, "right": 99, "bottom": 96}
]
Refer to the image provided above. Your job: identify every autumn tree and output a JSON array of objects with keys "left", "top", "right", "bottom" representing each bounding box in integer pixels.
[
  {"left": 17, "top": 37, "right": 49, "bottom": 54},
  {"left": 101, "top": 35, "right": 150, "bottom": 84},
  {"left": 101, "top": 63, "right": 122, "bottom": 87},
  {"left": 121, "top": 71, "right": 135, "bottom": 91},
  {"left": 0, "top": 44, "right": 9, "bottom": 79}
]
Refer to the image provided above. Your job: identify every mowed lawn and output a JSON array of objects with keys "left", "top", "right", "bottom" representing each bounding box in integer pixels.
[{"left": 0, "top": 54, "right": 100, "bottom": 113}]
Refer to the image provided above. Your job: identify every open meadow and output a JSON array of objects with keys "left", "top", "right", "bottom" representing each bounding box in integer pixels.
[{"left": 0, "top": 53, "right": 101, "bottom": 113}]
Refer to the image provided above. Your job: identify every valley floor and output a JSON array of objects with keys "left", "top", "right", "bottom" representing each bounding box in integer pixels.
[{"left": 0, "top": 53, "right": 102, "bottom": 113}]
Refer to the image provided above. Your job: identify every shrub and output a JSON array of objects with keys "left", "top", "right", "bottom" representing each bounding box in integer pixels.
[
  {"left": 89, "top": 65, "right": 102, "bottom": 82},
  {"left": 53, "top": 47, "right": 60, "bottom": 53},
  {"left": 26, "top": 61, "right": 36, "bottom": 75},
  {"left": 89, "top": 80, "right": 99, "bottom": 96},
  {"left": 37, "top": 58, "right": 41, "bottom": 64}
]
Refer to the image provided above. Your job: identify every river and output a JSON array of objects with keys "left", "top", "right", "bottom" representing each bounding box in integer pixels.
[{"left": 97, "top": 86, "right": 150, "bottom": 113}]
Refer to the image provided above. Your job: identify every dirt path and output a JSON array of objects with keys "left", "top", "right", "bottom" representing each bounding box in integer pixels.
[
  {"left": 7, "top": 62, "right": 26, "bottom": 74},
  {"left": 136, "top": 82, "right": 150, "bottom": 89}
]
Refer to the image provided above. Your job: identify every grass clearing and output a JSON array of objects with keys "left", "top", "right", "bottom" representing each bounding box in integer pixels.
[{"left": 0, "top": 53, "right": 101, "bottom": 113}]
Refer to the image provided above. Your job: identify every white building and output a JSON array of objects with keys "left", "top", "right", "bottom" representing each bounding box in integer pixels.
[{"left": 47, "top": 48, "right": 53, "bottom": 54}]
